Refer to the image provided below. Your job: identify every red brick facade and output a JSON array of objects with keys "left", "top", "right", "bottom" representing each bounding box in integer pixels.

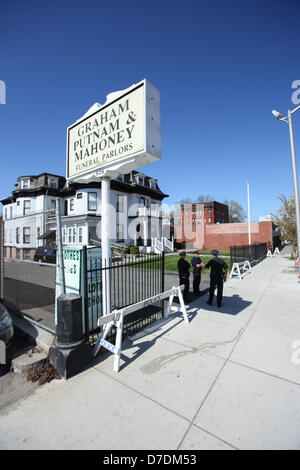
[{"left": 175, "top": 220, "right": 273, "bottom": 250}]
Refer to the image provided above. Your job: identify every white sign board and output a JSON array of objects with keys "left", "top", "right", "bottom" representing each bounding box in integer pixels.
[{"left": 67, "top": 79, "right": 161, "bottom": 182}]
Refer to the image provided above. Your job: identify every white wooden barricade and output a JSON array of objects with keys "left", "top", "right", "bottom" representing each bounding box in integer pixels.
[
  {"left": 267, "top": 250, "right": 273, "bottom": 258},
  {"left": 93, "top": 285, "right": 188, "bottom": 373},
  {"left": 229, "top": 260, "right": 252, "bottom": 280},
  {"left": 274, "top": 247, "right": 280, "bottom": 255}
]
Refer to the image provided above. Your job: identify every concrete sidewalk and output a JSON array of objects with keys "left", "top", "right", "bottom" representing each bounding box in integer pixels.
[{"left": 1, "top": 248, "right": 300, "bottom": 450}]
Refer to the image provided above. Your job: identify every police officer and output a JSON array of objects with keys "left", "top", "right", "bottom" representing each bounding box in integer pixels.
[
  {"left": 191, "top": 250, "right": 202, "bottom": 295},
  {"left": 177, "top": 251, "right": 191, "bottom": 302},
  {"left": 202, "top": 249, "right": 228, "bottom": 307}
]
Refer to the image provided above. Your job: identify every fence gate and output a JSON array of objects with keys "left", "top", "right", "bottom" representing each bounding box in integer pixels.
[{"left": 83, "top": 250, "right": 165, "bottom": 345}]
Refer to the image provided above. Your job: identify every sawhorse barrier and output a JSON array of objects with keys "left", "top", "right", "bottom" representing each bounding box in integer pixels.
[
  {"left": 93, "top": 285, "right": 188, "bottom": 373},
  {"left": 229, "top": 260, "right": 252, "bottom": 280},
  {"left": 267, "top": 250, "right": 273, "bottom": 258}
]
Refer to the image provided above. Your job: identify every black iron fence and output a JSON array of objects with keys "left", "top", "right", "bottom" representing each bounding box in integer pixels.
[
  {"left": 83, "top": 248, "right": 165, "bottom": 345},
  {"left": 230, "top": 243, "right": 267, "bottom": 267}
]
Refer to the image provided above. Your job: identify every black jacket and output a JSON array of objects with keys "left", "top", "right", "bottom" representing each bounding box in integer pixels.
[{"left": 205, "top": 257, "right": 228, "bottom": 278}]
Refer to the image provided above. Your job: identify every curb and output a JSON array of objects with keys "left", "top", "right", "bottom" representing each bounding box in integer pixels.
[
  {"left": 11, "top": 349, "right": 48, "bottom": 376},
  {"left": 10, "top": 311, "right": 55, "bottom": 355}
]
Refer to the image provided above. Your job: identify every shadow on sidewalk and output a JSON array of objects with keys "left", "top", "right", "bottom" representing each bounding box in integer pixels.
[
  {"left": 188, "top": 293, "right": 252, "bottom": 316},
  {"left": 90, "top": 293, "right": 252, "bottom": 373}
]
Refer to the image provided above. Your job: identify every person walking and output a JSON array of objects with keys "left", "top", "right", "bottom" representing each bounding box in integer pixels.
[
  {"left": 191, "top": 250, "right": 202, "bottom": 295},
  {"left": 177, "top": 251, "right": 191, "bottom": 303},
  {"left": 202, "top": 249, "right": 228, "bottom": 307}
]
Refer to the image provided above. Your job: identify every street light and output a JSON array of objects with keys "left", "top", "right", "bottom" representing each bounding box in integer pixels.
[{"left": 272, "top": 104, "right": 300, "bottom": 275}]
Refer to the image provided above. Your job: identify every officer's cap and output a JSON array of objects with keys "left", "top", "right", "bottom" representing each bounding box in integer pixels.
[
  {"left": 194, "top": 250, "right": 199, "bottom": 254},
  {"left": 211, "top": 249, "right": 219, "bottom": 255},
  {"left": 179, "top": 251, "right": 186, "bottom": 256}
]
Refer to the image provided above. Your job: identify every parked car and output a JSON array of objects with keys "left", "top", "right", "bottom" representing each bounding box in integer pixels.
[
  {"left": 0, "top": 302, "right": 14, "bottom": 365},
  {"left": 34, "top": 245, "right": 57, "bottom": 264}
]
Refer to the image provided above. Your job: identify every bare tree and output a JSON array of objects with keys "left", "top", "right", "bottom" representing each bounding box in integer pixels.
[{"left": 223, "top": 199, "right": 246, "bottom": 223}]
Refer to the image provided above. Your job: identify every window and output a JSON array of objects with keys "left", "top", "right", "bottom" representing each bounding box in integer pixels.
[
  {"left": 48, "top": 180, "right": 57, "bottom": 189},
  {"left": 208, "top": 218, "right": 211, "bottom": 223},
  {"left": 37, "top": 227, "right": 40, "bottom": 240},
  {"left": 23, "top": 200, "right": 31, "bottom": 215},
  {"left": 17, "top": 201, "right": 20, "bottom": 206},
  {"left": 23, "top": 249, "right": 31, "bottom": 260},
  {"left": 149, "top": 180, "right": 156, "bottom": 189},
  {"left": 68, "top": 228, "right": 72, "bottom": 244},
  {"left": 78, "top": 227, "right": 83, "bottom": 244},
  {"left": 77, "top": 193, "right": 83, "bottom": 199},
  {"left": 117, "top": 174, "right": 124, "bottom": 182},
  {"left": 117, "top": 224, "right": 124, "bottom": 242},
  {"left": 88, "top": 192, "right": 97, "bottom": 211},
  {"left": 51, "top": 200, "right": 56, "bottom": 213},
  {"left": 10, "top": 206, "right": 13, "bottom": 218},
  {"left": 70, "top": 199, "right": 75, "bottom": 211},
  {"left": 117, "top": 195, "right": 124, "bottom": 212},
  {"left": 16, "top": 227, "right": 20, "bottom": 244},
  {"left": 136, "top": 175, "right": 144, "bottom": 185},
  {"left": 72, "top": 227, "right": 76, "bottom": 243},
  {"left": 62, "top": 227, "right": 66, "bottom": 244},
  {"left": 4, "top": 208, "right": 7, "bottom": 219},
  {"left": 23, "top": 227, "right": 30, "bottom": 244},
  {"left": 21, "top": 178, "right": 30, "bottom": 189}
]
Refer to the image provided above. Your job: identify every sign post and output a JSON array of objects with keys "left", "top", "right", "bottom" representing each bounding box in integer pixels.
[
  {"left": 101, "top": 176, "right": 111, "bottom": 317},
  {"left": 66, "top": 78, "right": 161, "bottom": 320}
]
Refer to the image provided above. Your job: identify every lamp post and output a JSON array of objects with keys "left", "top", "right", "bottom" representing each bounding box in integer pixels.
[{"left": 272, "top": 105, "right": 300, "bottom": 275}]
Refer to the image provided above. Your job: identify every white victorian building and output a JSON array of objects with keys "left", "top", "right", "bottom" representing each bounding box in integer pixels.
[{"left": 1, "top": 171, "right": 168, "bottom": 260}]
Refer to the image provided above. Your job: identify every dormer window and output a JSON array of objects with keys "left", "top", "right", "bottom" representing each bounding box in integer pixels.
[
  {"left": 117, "top": 174, "right": 124, "bottom": 182},
  {"left": 149, "top": 180, "right": 157, "bottom": 189},
  {"left": 21, "top": 178, "right": 30, "bottom": 189},
  {"left": 137, "top": 176, "right": 144, "bottom": 186},
  {"left": 48, "top": 178, "right": 58, "bottom": 188}
]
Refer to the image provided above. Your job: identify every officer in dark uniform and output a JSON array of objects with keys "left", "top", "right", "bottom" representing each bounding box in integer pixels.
[
  {"left": 191, "top": 250, "right": 202, "bottom": 295},
  {"left": 177, "top": 251, "right": 191, "bottom": 302},
  {"left": 202, "top": 249, "right": 228, "bottom": 307}
]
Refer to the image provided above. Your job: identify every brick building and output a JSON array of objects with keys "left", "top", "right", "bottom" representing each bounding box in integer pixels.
[{"left": 178, "top": 201, "right": 228, "bottom": 231}]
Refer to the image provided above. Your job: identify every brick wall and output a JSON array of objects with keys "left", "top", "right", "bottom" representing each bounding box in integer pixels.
[{"left": 174, "top": 220, "right": 273, "bottom": 250}]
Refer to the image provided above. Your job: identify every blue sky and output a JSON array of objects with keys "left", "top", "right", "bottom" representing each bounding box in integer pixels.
[{"left": 1, "top": 0, "right": 300, "bottom": 221}]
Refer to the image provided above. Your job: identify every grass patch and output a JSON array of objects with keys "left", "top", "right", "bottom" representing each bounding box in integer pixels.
[{"left": 165, "top": 254, "right": 231, "bottom": 273}]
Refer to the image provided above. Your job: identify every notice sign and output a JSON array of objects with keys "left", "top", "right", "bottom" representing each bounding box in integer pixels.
[{"left": 67, "top": 79, "right": 161, "bottom": 181}]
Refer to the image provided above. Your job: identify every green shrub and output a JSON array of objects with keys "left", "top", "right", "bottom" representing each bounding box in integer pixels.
[{"left": 129, "top": 246, "right": 139, "bottom": 254}]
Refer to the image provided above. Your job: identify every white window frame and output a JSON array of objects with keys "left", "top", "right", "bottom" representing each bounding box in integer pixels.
[
  {"left": 23, "top": 200, "right": 31, "bottom": 215},
  {"left": 21, "top": 178, "right": 30, "bottom": 189},
  {"left": 88, "top": 192, "right": 97, "bottom": 211},
  {"left": 23, "top": 227, "right": 30, "bottom": 244}
]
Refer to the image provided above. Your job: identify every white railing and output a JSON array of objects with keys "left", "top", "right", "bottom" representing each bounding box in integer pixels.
[
  {"left": 163, "top": 236, "right": 174, "bottom": 252},
  {"left": 151, "top": 237, "right": 174, "bottom": 253},
  {"left": 151, "top": 237, "right": 163, "bottom": 253}
]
